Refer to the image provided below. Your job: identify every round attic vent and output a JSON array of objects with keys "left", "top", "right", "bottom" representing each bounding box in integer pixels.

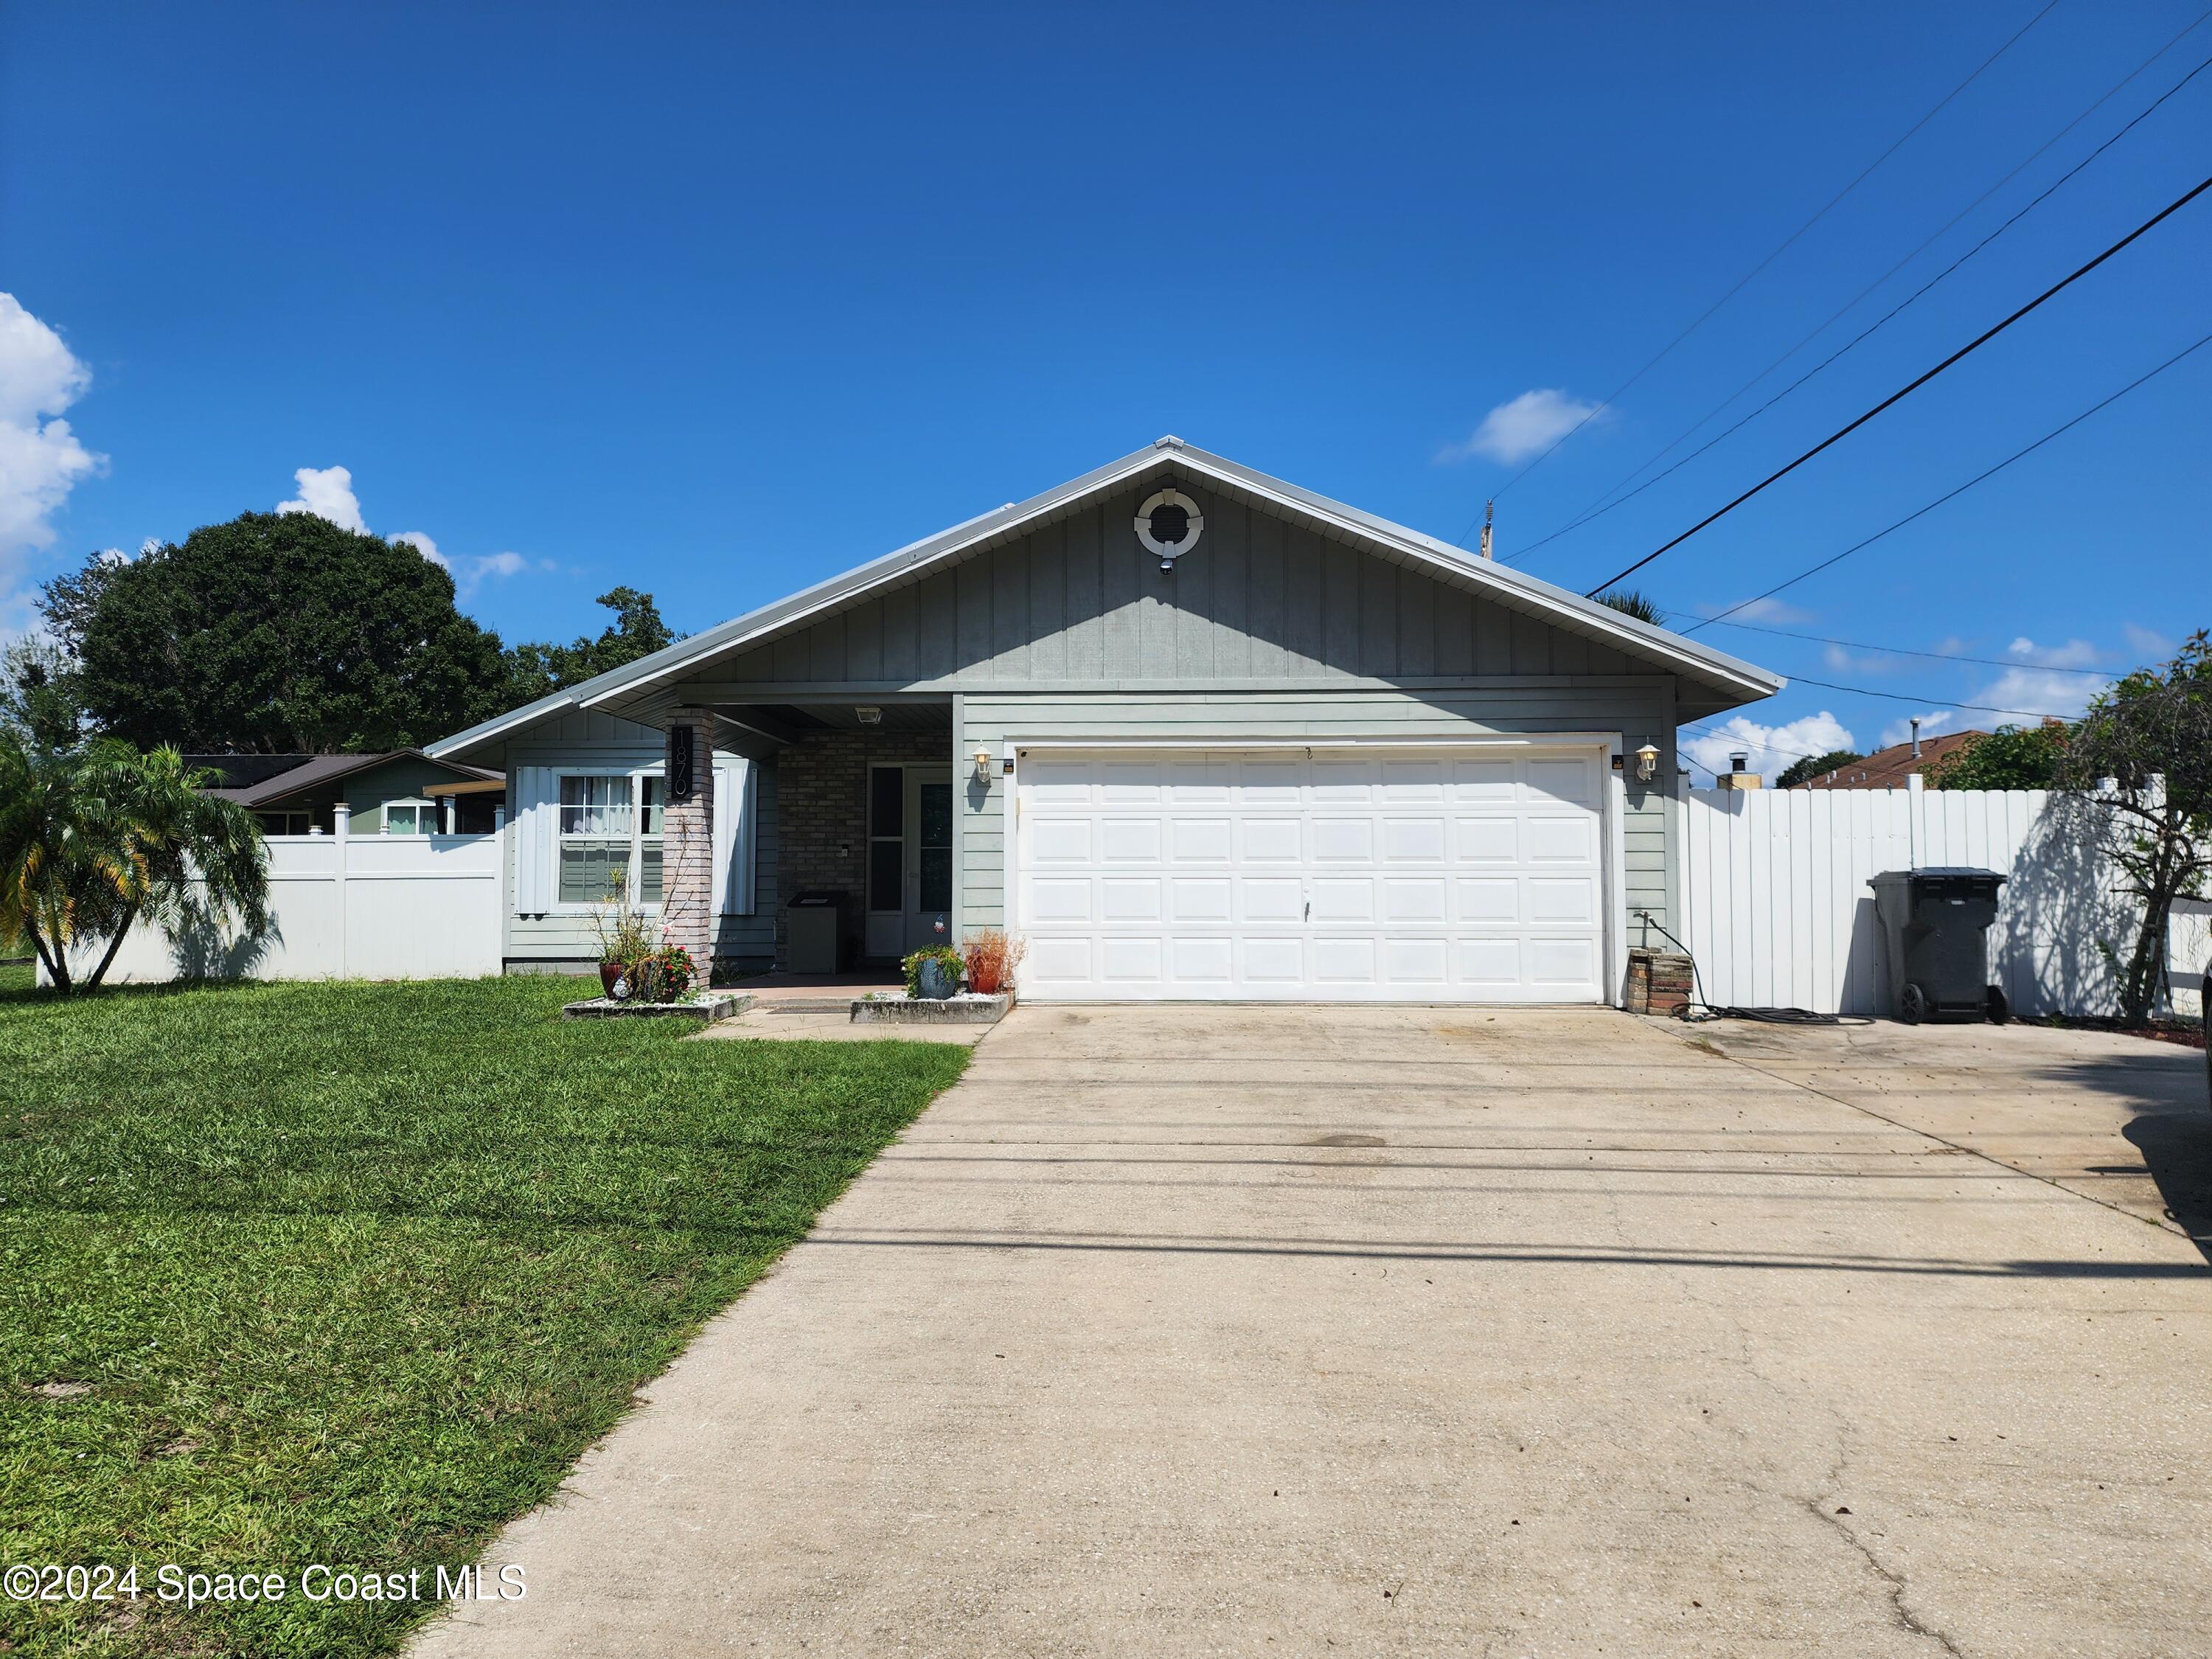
[{"left": 1135, "top": 489, "right": 1203, "bottom": 566}]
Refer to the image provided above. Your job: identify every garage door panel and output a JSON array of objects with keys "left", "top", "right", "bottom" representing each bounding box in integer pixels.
[
  {"left": 1027, "top": 877, "right": 1094, "bottom": 923},
  {"left": 1170, "top": 878, "right": 1232, "bottom": 922},
  {"left": 1241, "top": 818, "right": 1302, "bottom": 862},
  {"left": 1384, "top": 877, "right": 1448, "bottom": 923},
  {"left": 1170, "top": 818, "right": 1233, "bottom": 863},
  {"left": 1312, "top": 818, "right": 1374, "bottom": 861},
  {"left": 1100, "top": 936, "right": 1164, "bottom": 983},
  {"left": 1015, "top": 748, "right": 1608, "bottom": 1003},
  {"left": 1101, "top": 877, "right": 1163, "bottom": 923},
  {"left": 1456, "top": 817, "right": 1519, "bottom": 862},
  {"left": 1099, "top": 819, "right": 1163, "bottom": 863},
  {"left": 1240, "top": 878, "right": 1304, "bottom": 923},
  {"left": 1384, "top": 818, "right": 1447, "bottom": 863},
  {"left": 1170, "top": 936, "right": 1235, "bottom": 983},
  {"left": 1311, "top": 878, "right": 1375, "bottom": 922}
]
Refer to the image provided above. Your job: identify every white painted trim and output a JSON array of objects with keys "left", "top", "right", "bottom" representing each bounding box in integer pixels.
[
  {"left": 1604, "top": 739, "right": 1629, "bottom": 1009},
  {"left": 1001, "top": 734, "right": 1617, "bottom": 753}
]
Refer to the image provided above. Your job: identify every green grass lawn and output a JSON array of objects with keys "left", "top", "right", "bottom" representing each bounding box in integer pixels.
[{"left": 0, "top": 970, "right": 968, "bottom": 1658}]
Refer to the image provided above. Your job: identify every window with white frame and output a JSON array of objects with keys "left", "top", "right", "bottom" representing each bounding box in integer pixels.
[
  {"left": 557, "top": 771, "right": 664, "bottom": 905},
  {"left": 381, "top": 799, "right": 435, "bottom": 835}
]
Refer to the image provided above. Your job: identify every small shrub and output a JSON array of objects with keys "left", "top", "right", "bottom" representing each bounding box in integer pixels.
[
  {"left": 960, "top": 928, "right": 1026, "bottom": 995},
  {"left": 902, "top": 945, "right": 964, "bottom": 998}
]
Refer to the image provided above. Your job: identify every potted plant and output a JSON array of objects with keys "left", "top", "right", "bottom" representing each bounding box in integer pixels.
[
  {"left": 635, "top": 944, "right": 695, "bottom": 1004},
  {"left": 588, "top": 876, "right": 656, "bottom": 1001},
  {"left": 903, "top": 945, "right": 965, "bottom": 1000},
  {"left": 959, "top": 928, "right": 1026, "bottom": 998}
]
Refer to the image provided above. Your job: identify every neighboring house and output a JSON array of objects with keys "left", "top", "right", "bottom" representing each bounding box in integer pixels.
[
  {"left": 1792, "top": 731, "right": 1986, "bottom": 789},
  {"left": 429, "top": 438, "right": 1783, "bottom": 1001},
  {"left": 190, "top": 750, "right": 506, "bottom": 835}
]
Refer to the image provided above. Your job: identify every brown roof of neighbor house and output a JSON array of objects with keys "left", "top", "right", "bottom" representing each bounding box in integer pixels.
[
  {"left": 1793, "top": 729, "right": 1986, "bottom": 789},
  {"left": 186, "top": 750, "right": 500, "bottom": 808}
]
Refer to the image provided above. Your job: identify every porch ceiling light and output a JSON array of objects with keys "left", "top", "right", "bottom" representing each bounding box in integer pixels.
[
  {"left": 855, "top": 706, "right": 883, "bottom": 725},
  {"left": 1635, "top": 742, "right": 1660, "bottom": 782}
]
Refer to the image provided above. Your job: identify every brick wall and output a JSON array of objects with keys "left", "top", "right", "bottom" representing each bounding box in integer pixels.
[
  {"left": 658, "top": 707, "right": 716, "bottom": 972},
  {"left": 775, "top": 727, "right": 951, "bottom": 964}
]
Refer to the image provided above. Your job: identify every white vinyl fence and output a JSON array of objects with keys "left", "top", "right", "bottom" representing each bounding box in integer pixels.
[
  {"left": 42, "top": 821, "right": 503, "bottom": 986},
  {"left": 1675, "top": 779, "right": 2208, "bottom": 1019}
]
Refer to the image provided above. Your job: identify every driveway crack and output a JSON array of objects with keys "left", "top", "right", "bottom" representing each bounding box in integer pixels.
[{"left": 1804, "top": 1494, "right": 1964, "bottom": 1657}]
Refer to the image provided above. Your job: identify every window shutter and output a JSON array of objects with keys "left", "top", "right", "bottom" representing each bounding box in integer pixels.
[
  {"left": 514, "top": 767, "right": 556, "bottom": 912},
  {"left": 713, "top": 761, "right": 757, "bottom": 917}
]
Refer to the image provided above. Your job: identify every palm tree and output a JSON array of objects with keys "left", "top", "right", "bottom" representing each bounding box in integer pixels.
[
  {"left": 0, "top": 732, "right": 268, "bottom": 993},
  {"left": 1595, "top": 588, "right": 1665, "bottom": 625}
]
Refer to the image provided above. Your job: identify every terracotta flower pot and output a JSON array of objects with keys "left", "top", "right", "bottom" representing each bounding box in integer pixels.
[{"left": 599, "top": 961, "right": 624, "bottom": 999}]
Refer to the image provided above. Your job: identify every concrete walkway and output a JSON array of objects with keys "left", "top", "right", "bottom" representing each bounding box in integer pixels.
[{"left": 414, "top": 1005, "right": 2212, "bottom": 1658}]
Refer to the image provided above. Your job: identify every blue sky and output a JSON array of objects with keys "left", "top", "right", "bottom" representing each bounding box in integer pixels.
[{"left": 4, "top": 1, "right": 2206, "bottom": 775}]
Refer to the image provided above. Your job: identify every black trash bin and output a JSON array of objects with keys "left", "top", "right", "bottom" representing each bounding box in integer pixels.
[
  {"left": 785, "top": 891, "right": 852, "bottom": 975},
  {"left": 1867, "top": 868, "right": 2009, "bottom": 1025}
]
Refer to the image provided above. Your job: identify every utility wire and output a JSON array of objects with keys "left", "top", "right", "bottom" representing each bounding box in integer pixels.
[
  {"left": 1508, "top": 24, "right": 2212, "bottom": 566},
  {"left": 1581, "top": 175, "right": 2212, "bottom": 597},
  {"left": 1677, "top": 617, "right": 2121, "bottom": 675},
  {"left": 1456, "top": 0, "right": 2064, "bottom": 538},
  {"left": 1781, "top": 675, "right": 2088, "bottom": 717},
  {"left": 1680, "top": 330, "right": 2212, "bottom": 632}
]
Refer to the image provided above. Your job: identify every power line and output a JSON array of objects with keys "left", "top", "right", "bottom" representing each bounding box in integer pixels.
[
  {"left": 1507, "top": 23, "right": 2212, "bottom": 566},
  {"left": 1580, "top": 174, "right": 2212, "bottom": 597},
  {"left": 1678, "top": 617, "right": 2123, "bottom": 675},
  {"left": 1782, "top": 675, "right": 2087, "bottom": 718},
  {"left": 1453, "top": 0, "right": 2064, "bottom": 537},
  {"left": 1681, "top": 330, "right": 2212, "bottom": 632}
]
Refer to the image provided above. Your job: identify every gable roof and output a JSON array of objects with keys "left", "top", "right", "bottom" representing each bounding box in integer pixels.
[
  {"left": 1791, "top": 731, "right": 1987, "bottom": 789},
  {"left": 196, "top": 749, "right": 500, "bottom": 808},
  {"left": 431, "top": 438, "right": 1783, "bottom": 759}
]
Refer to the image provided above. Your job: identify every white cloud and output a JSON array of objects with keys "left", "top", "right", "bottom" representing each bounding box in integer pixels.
[
  {"left": 2005, "top": 636, "right": 2101, "bottom": 669},
  {"left": 2121, "top": 622, "right": 2174, "bottom": 663},
  {"left": 273, "top": 467, "right": 524, "bottom": 594},
  {"left": 1879, "top": 711, "right": 1955, "bottom": 748},
  {"left": 1682, "top": 711, "right": 1856, "bottom": 785},
  {"left": 1440, "top": 389, "right": 1604, "bottom": 465},
  {"left": 1699, "top": 596, "right": 1815, "bottom": 625},
  {"left": 276, "top": 464, "right": 369, "bottom": 533},
  {"left": 388, "top": 529, "right": 447, "bottom": 569},
  {"left": 0, "top": 294, "right": 104, "bottom": 580},
  {"left": 1974, "top": 667, "right": 2104, "bottom": 722}
]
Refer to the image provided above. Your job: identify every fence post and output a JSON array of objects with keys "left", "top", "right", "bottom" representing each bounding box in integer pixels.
[
  {"left": 333, "top": 802, "right": 350, "bottom": 979},
  {"left": 1907, "top": 773, "right": 1924, "bottom": 870}
]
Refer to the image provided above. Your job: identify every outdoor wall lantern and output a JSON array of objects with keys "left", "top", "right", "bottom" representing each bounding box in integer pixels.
[
  {"left": 973, "top": 747, "right": 993, "bottom": 784},
  {"left": 1635, "top": 741, "right": 1660, "bottom": 783}
]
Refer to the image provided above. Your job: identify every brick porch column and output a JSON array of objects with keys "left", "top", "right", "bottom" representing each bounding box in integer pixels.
[{"left": 659, "top": 706, "right": 716, "bottom": 975}]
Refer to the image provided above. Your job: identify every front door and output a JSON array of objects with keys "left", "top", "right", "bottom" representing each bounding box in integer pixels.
[{"left": 863, "top": 765, "right": 955, "bottom": 961}]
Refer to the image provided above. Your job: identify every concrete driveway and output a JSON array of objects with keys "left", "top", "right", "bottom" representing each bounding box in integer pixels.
[{"left": 415, "top": 1006, "right": 2212, "bottom": 1658}]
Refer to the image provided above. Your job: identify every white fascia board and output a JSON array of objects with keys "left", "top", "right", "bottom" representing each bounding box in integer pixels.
[{"left": 425, "top": 692, "right": 579, "bottom": 760}]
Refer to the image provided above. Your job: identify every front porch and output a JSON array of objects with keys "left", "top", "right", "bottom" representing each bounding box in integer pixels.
[{"left": 664, "top": 698, "right": 964, "bottom": 974}]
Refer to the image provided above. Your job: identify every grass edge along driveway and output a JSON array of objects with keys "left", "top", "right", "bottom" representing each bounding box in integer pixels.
[{"left": 0, "top": 970, "right": 967, "bottom": 1658}]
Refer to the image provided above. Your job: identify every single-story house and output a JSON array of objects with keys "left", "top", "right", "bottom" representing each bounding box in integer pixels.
[
  {"left": 192, "top": 750, "right": 506, "bottom": 836},
  {"left": 1790, "top": 730, "right": 1986, "bottom": 789},
  {"left": 428, "top": 438, "right": 1783, "bottom": 1001}
]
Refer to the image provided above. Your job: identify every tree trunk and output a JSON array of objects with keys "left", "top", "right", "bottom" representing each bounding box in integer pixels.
[
  {"left": 25, "top": 917, "right": 69, "bottom": 995},
  {"left": 83, "top": 902, "right": 140, "bottom": 992}
]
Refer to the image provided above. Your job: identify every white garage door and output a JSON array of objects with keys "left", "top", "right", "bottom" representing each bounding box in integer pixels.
[{"left": 1014, "top": 748, "right": 1609, "bottom": 1002}]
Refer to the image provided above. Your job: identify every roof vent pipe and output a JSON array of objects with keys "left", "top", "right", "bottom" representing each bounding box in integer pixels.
[{"left": 1910, "top": 717, "right": 1921, "bottom": 760}]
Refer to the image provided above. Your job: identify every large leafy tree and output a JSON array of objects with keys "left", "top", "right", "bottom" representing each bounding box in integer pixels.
[
  {"left": 42, "top": 513, "right": 514, "bottom": 751},
  {"left": 1775, "top": 748, "right": 1864, "bottom": 789},
  {"left": 2055, "top": 630, "right": 2211, "bottom": 1023},
  {"left": 0, "top": 735, "right": 269, "bottom": 994},
  {"left": 1923, "top": 723, "right": 2068, "bottom": 790},
  {"left": 505, "top": 585, "right": 678, "bottom": 700}
]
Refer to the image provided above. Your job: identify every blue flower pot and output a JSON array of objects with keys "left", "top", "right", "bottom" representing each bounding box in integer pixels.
[{"left": 917, "top": 959, "right": 959, "bottom": 1000}]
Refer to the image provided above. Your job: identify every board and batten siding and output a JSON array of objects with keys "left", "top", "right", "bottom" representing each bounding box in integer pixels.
[
  {"left": 956, "top": 686, "right": 1676, "bottom": 942},
  {"left": 706, "top": 484, "right": 1654, "bottom": 689},
  {"left": 493, "top": 709, "right": 776, "bottom": 970}
]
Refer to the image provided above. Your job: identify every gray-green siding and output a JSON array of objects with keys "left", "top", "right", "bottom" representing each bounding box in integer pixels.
[
  {"left": 695, "top": 482, "right": 1661, "bottom": 690},
  {"left": 486, "top": 709, "right": 776, "bottom": 970}
]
